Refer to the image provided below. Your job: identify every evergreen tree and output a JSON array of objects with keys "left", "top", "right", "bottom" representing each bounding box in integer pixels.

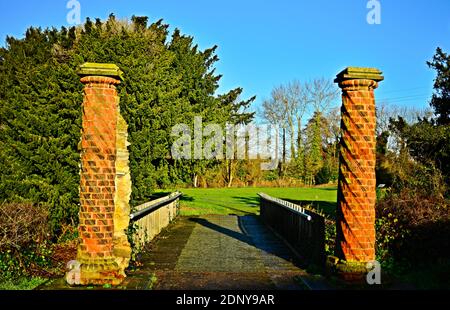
[
  {"left": 304, "top": 111, "right": 326, "bottom": 184},
  {"left": 0, "top": 27, "right": 82, "bottom": 234},
  {"left": 427, "top": 47, "right": 450, "bottom": 126},
  {"left": 388, "top": 47, "right": 450, "bottom": 187},
  {"left": 0, "top": 15, "right": 254, "bottom": 234}
]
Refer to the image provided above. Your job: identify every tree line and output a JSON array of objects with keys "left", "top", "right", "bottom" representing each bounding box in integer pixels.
[{"left": 261, "top": 79, "right": 340, "bottom": 185}]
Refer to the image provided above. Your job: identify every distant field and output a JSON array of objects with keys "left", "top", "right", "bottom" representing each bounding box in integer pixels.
[{"left": 157, "top": 187, "right": 337, "bottom": 217}]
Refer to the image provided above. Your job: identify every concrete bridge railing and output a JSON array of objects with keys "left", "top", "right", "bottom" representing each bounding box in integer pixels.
[
  {"left": 130, "top": 192, "right": 181, "bottom": 248},
  {"left": 258, "top": 193, "right": 325, "bottom": 266}
]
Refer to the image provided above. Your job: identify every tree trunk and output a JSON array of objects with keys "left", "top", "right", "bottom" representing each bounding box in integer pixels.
[
  {"left": 193, "top": 174, "right": 198, "bottom": 188},
  {"left": 226, "top": 160, "right": 234, "bottom": 188},
  {"left": 297, "top": 118, "right": 302, "bottom": 159},
  {"left": 289, "top": 117, "right": 295, "bottom": 160},
  {"left": 281, "top": 127, "right": 286, "bottom": 176}
]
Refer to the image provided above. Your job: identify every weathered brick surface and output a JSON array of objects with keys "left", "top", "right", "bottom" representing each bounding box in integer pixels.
[
  {"left": 113, "top": 108, "right": 132, "bottom": 271},
  {"left": 66, "top": 63, "right": 131, "bottom": 286},
  {"left": 78, "top": 76, "right": 120, "bottom": 264},
  {"left": 334, "top": 68, "right": 383, "bottom": 263}
]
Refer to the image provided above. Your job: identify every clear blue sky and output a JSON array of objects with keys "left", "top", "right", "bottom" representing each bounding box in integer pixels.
[{"left": 1, "top": 0, "right": 449, "bottom": 112}]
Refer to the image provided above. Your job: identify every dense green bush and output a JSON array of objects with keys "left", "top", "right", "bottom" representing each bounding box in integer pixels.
[
  {"left": 375, "top": 189, "right": 449, "bottom": 266},
  {"left": 374, "top": 139, "right": 450, "bottom": 268},
  {"left": 315, "top": 161, "right": 338, "bottom": 185}
]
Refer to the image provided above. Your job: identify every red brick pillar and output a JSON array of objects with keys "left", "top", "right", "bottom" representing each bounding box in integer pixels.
[
  {"left": 334, "top": 68, "right": 383, "bottom": 268},
  {"left": 66, "top": 63, "right": 126, "bottom": 285}
]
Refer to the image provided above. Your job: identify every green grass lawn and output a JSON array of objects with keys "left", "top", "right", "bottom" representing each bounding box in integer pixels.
[{"left": 157, "top": 186, "right": 337, "bottom": 217}]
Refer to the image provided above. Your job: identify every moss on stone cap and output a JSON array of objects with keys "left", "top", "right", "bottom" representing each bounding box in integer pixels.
[
  {"left": 78, "top": 62, "right": 124, "bottom": 81},
  {"left": 335, "top": 67, "right": 384, "bottom": 83}
]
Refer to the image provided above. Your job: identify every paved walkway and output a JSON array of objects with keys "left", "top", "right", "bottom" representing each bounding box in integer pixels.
[
  {"left": 125, "top": 215, "right": 308, "bottom": 290},
  {"left": 40, "top": 215, "right": 315, "bottom": 290}
]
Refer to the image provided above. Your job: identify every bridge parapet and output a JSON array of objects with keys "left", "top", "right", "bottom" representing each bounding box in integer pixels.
[
  {"left": 130, "top": 192, "right": 181, "bottom": 248},
  {"left": 258, "top": 193, "right": 325, "bottom": 266}
]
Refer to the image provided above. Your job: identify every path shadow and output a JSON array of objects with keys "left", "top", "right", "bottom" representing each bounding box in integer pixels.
[
  {"left": 225, "top": 206, "right": 255, "bottom": 216},
  {"left": 189, "top": 217, "right": 252, "bottom": 244},
  {"left": 179, "top": 194, "right": 257, "bottom": 215},
  {"left": 188, "top": 216, "right": 303, "bottom": 268}
]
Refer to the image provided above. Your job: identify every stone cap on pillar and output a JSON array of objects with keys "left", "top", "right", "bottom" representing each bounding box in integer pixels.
[
  {"left": 78, "top": 62, "right": 124, "bottom": 81},
  {"left": 335, "top": 67, "right": 384, "bottom": 83}
]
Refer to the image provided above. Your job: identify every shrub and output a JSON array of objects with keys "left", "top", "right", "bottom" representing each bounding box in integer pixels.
[
  {"left": 374, "top": 152, "right": 449, "bottom": 266},
  {"left": 324, "top": 218, "right": 336, "bottom": 257},
  {"left": 0, "top": 203, "right": 77, "bottom": 280},
  {"left": 376, "top": 190, "right": 450, "bottom": 267},
  {"left": 0, "top": 203, "right": 50, "bottom": 251},
  {"left": 0, "top": 203, "right": 53, "bottom": 279},
  {"left": 315, "top": 163, "right": 338, "bottom": 185}
]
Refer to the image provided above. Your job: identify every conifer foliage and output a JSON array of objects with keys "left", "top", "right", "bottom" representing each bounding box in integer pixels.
[{"left": 0, "top": 15, "right": 254, "bottom": 235}]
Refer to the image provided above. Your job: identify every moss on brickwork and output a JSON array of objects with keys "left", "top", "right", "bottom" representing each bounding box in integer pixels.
[
  {"left": 78, "top": 63, "right": 124, "bottom": 81},
  {"left": 335, "top": 67, "right": 384, "bottom": 82}
]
